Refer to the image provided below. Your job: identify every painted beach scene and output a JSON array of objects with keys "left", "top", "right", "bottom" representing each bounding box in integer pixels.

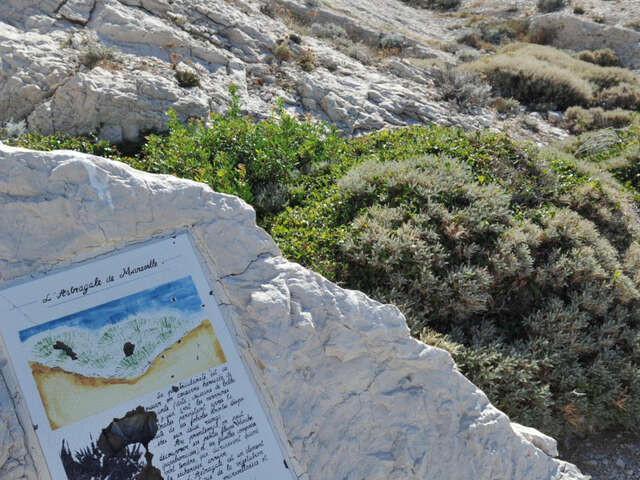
[{"left": 19, "top": 276, "right": 226, "bottom": 430}]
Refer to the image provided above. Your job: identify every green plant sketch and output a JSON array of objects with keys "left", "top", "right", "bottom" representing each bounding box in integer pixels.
[{"left": 28, "top": 315, "right": 197, "bottom": 379}]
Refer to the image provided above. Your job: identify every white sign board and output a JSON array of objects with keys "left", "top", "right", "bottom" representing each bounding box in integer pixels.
[{"left": 0, "top": 234, "right": 293, "bottom": 480}]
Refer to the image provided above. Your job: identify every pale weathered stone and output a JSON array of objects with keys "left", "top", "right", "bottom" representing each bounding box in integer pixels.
[
  {"left": 0, "top": 144, "right": 589, "bottom": 479},
  {"left": 0, "top": 0, "right": 506, "bottom": 141},
  {"left": 58, "top": 0, "right": 95, "bottom": 25},
  {"left": 512, "top": 422, "right": 559, "bottom": 458},
  {"left": 529, "top": 13, "right": 640, "bottom": 68}
]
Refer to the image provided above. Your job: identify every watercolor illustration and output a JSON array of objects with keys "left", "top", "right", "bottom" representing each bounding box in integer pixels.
[{"left": 20, "top": 276, "right": 226, "bottom": 430}]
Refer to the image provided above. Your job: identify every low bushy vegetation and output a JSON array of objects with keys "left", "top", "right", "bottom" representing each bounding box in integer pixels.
[
  {"left": 0, "top": 119, "right": 27, "bottom": 140},
  {"left": 468, "top": 45, "right": 593, "bottom": 109},
  {"left": 79, "top": 40, "right": 118, "bottom": 69},
  {"left": 565, "top": 107, "right": 635, "bottom": 134},
  {"left": 492, "top": 96, "right": 521, "bottom": 114},
  {"left": 8, "top": 93, "right": 640, "bottom": 444},
  {"left": 469, "top": 43, "right": 640, "bottom": 127},
  {"left": 132, "top": 85, "right": 342, "bottom": 216},
  {"left": 569, "top": 126, "right": 640, "bottom": 193},
  {"left": 271, "top": 126, "right": 640, "bottom": 440},
  {"left": 432, "top": 67, "right": 493, "bottom": 110},
  {"left": 402, "top": 0, "right": 461, "bottom": 11},
  {"left": 577, "top": 48, "right": 621, "bottom": 67},
  {"left": 175, "top": 70, "right": 200, "bottom": 88},
  {"left": 458, "top": 18, "right": 528, "bottom": 50},
  {"left": 537, "top": 0, "right": 567, "bottom": 12}
]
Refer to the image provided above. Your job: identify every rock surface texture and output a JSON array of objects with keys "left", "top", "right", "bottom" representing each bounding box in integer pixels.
[
  {"left": 0, "top": 144, "right": 589, "bottom": 479},
  {"left": 529, "top": 13, "right": 640, "bottom": 68},
  {"left": 0, "top": 0, "right": 601, "bottom": 143}
]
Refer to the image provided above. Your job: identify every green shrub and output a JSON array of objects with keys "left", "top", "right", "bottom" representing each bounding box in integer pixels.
[
  {"left": 492, "top": 96, "right": 521, "bottom": 114},
  {"left": 274, "top": 42, "right": 293, "bottom": 61},
  {"left": 457, "top": 32, "right": 497, "bottom": 51},
  {"left": 565, "top": 106, "right": 635, "bottom": 134},
  {"left": 468, "top": 52, "right": 593, "bottom": 109},
  {"left": 331, "top": 153, "right": 640, "bottom": 438},
  {"left": 16, "top": 93, "right": 640, "bottom": 443},
  {"left": 9, "top": 132, "right": 122, "bottom": 158},
  {"left": 537, "top": 0, "right": 567, "bottom": 12},
  {"left": 433, "top": 67, "right": 493, "bottom": 110},
  {"left": 570, "top": 126, "right": 640, "bottom": 193},
  {"left": 0, "top": 119, "right": 26, "bottom": 140},
  {"left": 577, "top": 48, "right": 621, "bottom": 67},
  {"left": 133, "top": 85, "right": 344, "bottom": 217},
  {"left": 270, "top": 123, "right": 640, "bottom": 439},
  {"left": 296, "top": 48, "right": 318, "bottom": 72},
  {"left": 402, "top": 0, "right": 461, "bottom": 11},
  {"left": 469, "top": 43, "right": 640, "bottom": 111},
  {"left": 599, "top": 83, "right": 640, "bottom": 110},
  {"left": 79, "top": 41, "right": 118, "bottom": 69},
  {"left": 175, "top": 70, "right": 200, "bottom": 88},
  {"left": 582, "top": 66, "right": 638, "bottom": 90},
  {"left": 458, "top": 18, "right": 528, "bottom": 49}
]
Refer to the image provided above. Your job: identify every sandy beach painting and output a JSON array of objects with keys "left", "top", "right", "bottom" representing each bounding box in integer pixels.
[{"left": 19, "top": 276, "right": 226, "bottom": 430}]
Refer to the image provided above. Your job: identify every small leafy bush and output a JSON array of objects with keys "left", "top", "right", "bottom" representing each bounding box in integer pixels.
[
  {"left": 458, "top": 18, "right": 528, "bottom": 49},
  {"left": 175, "top": 70, "right": 200, "bottom": 88},
  {"left": 433, "top": 67, "right": 493, "bottom": 110},
  {"left": 296, "top": 48, "right": 318, "bottom": 72},
  {"left": 537, "top": 0, "right": 567, "bottom": 12},
  {"left": 565, "top": 106, "right": 635, "bottom": 134},
  {"left": 599, "top": 83, "right": 640, "bottom": 110},
  {"left": 133, "top": 85, "right": 344, "bottom": 217},
  {"left": 492, "top": 96, "right": 520, "bottom": 114},
  {"left": 457, "top": 32, "right": 496, "bottom": 51},
  {"left": 470, "top": 43, "right": 640, "bottom": 112},
  {"left": 16, "top": 92, "right": 640, "bottom": 443},
  {"left": 470, "top": 51, "right": 593, "bottom": 109},
  {"left": 570, "top": 126, "right": 640, "bottom": 192},
  {"left": 0, "top": 119, "right": 27, "bottom": 140},
  {"left": 274, "top": 41, "right": 293, "bottom": 61},
  {"left": 9, "top": 132, "right": 121, "bottom": 158},
  {"left": 79, "top": 41, "right": 118, "bottom": 69},
  {"left": 577, "top": 48, "right": 621, "bottom": 67},
  {"left": 402, "top": 0, "right": 461, "bottom": 11},
  {"left": 271, "top": 124, "right": 640, "bottom": 440}
]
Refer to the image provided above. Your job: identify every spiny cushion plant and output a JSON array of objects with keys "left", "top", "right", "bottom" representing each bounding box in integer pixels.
[
  {"left": 8, "top": 96, "right": 640, "bottom": 442},
  {"left": 468, "top": 43, "right": 640, "bottom": 120},
  {"left": 270, "top": 126, "right": 640, "bottom": 440},
  {"left": 568, "top": 126, "right": 640, "bottom": 193}
]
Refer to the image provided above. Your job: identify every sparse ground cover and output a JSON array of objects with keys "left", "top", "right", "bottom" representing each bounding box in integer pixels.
[{"left": 6, "top": 96, "right": 640, "bottom": 450}]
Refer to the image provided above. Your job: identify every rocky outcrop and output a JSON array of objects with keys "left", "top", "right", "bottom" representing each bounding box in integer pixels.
[
  {"left": 0, "top": 0, "right": 500, "bottom": 141},
  {"left": 529, "top": 13, "right": 640, "bottom": 68},
  {"left": 0, "top": 144, "right": 589, "bottom": 479}
]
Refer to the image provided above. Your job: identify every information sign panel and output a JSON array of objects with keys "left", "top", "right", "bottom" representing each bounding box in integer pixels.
[{"left": 0, "top": 234, "right": 292, "bottom": 480}]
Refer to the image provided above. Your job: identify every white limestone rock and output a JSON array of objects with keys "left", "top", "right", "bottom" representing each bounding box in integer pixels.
[
  {"left": 0, "top": 144, "right": 589, "bottom": 480},
  {"left": 58, "top": 0, "right": 95, "bottom": 25},
  {"left": 512, "top": 422, "right": 559, "bottom": 458},
  {"left": 27, "top": 67, "right": 211, "bottom": 141},
  {"left": 529, "top": 13, "right": 640, "bottom": 68},
  {"left": 0, "top": 24, "right": 74, "bottom": 124},
  {"left": 0, "top": 0, "right": 495, "bottom": 141}
]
